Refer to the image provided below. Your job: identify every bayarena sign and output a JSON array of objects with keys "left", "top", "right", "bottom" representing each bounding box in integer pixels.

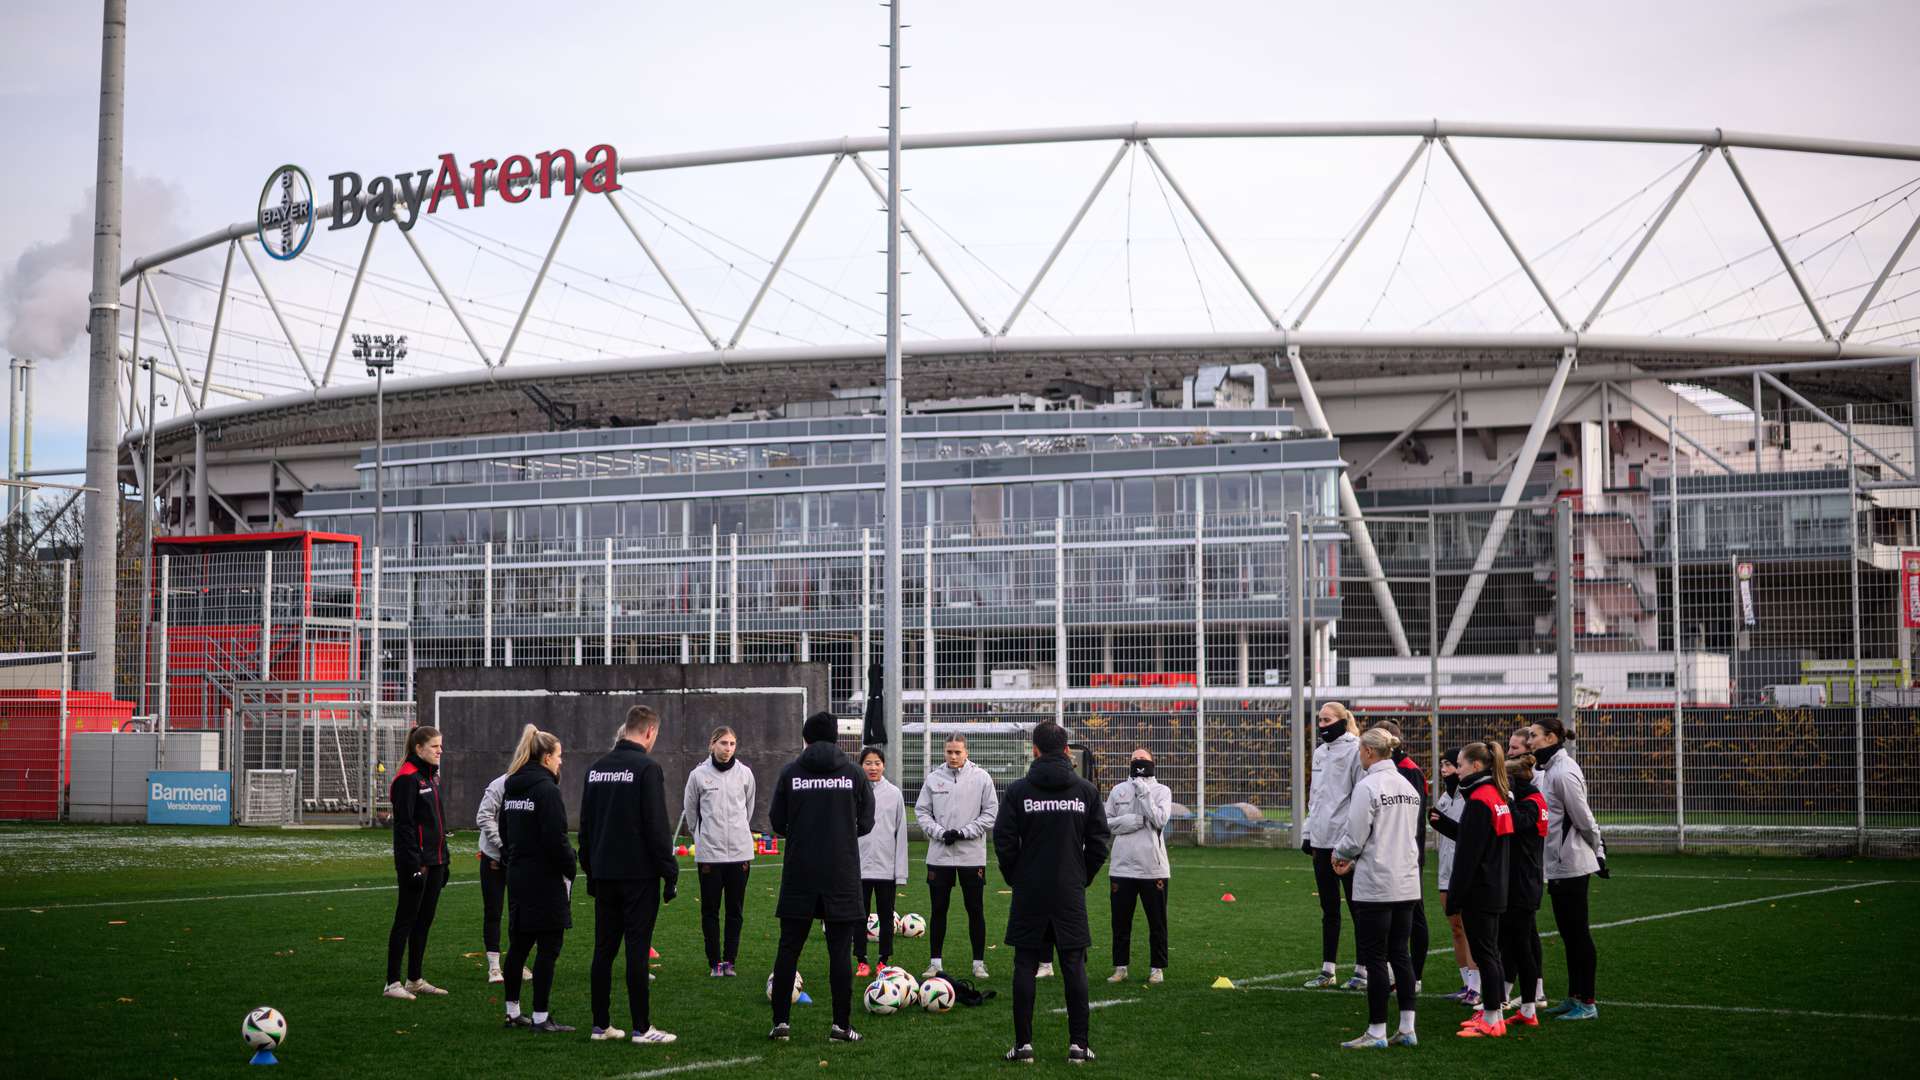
[{"left": 257, "top": 144, "right": 619, "bottom": 261}]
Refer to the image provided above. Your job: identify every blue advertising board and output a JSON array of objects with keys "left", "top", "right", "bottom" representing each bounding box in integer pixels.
[{"left": 147, "top": 771, "right": 233, "bottom": 825}]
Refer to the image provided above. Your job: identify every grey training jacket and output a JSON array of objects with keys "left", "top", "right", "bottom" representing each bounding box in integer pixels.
[
  {"left": 1305, "top": 732, "right": 1363, "bottom": 849},
  {"left": 1104, "top": 776, "right": 1172, "bottom": 880},
  {"left": 859, "top": 777, "right": 910, "bottom": 883},
  {"left": 1540, "top": 750, "right": 1605, "bottom": 880},
  {"left": 1434, "top": 787, "right": 1463, "bottom": 891},
  {"left": 683, "top": 758, "right": 758, "bottom": 864},
  {"left": 915, "top": 760, "right": 998, "bottom": 867},
  {"left": 1333, "top": 759, "right": 1424, "bottom": 903},
  {"left": 476, "top": 773, "right": 506, "bottom": 861}
]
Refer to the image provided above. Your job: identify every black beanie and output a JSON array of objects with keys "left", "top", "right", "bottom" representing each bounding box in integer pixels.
[{"left": 803, "top": 710, "right": 838, "bottom": 744}]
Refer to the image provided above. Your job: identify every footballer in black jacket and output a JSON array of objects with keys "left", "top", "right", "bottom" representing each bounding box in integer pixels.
[
  {"left": 498, "top": 726, "right": 578, "bottom": 1033},
  {"left": 993, "top": 720, "right": 1111, "bottom": 1065},
  {"left": 578, "top": 705, "right": 681, "bottom": 1042},
  {"left": 766, "top": 711, "right": 875, "bottom": 1042}
]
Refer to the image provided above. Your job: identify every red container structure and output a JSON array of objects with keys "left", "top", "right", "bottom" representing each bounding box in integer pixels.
[
  {"left": 150, "top": 531, "right": 362, "bottom": 731},
  {"left": 0, "top": 689, "right": 134, "bottom": 820}
]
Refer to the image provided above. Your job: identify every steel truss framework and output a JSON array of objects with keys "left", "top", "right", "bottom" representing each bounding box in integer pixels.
[{"left": 109, "top": 121, "right": 1920, "bottom": 659}]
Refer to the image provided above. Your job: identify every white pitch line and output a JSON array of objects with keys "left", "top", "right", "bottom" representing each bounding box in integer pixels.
[
  {"left": 0, "top": 879, "right": 480, "bottom": 914},
  {"left": 1242, "top": 985, "right": 1920, "bottom": 1024},
  {"left": 1052, "top": 997, "right": 1144, "bottom": 1014},
  {"left": 1172, "top": 864, "right": 1910, "bottom": 885},
  {"left": 1230, "top": 879, "right": 1894, "bottom": 987},
  {"left": 611, "top": 1057, "right": 763, "bottom": 1080}
]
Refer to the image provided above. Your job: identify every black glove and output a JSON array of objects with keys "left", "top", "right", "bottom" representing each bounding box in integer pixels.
[
  {"left": 663, "top": 880, "right": 678, "bottom": 903},
  {"left": 410, "top": 867, "right": 425, "bottom": 881},
  {"left": 1595, "top": 858, "right": 1611, "bottom": 880},
  {"left": 1300, "top": 838, "right": 1313, "bottom": 856},
  {"left": 942, "top": 829, "right": 962, "bottom": 846}
]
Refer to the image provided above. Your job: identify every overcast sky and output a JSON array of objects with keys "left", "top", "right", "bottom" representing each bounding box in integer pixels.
[{"left": 3, "top": 0, "right": 1917, "bottom": 473}]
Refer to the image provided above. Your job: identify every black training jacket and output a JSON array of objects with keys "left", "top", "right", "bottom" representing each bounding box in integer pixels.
[
  {"left": 994, "top": 753, "right": 1111, "bottom": 950},
  {"left": 389, "top": 754, "right": 449, "bottom": 876},
  {"left": 1393, "top": 752, "right": 1429, "bottom": 868},
  {"left": 1443, "top": 772, "right": 1511, "bottom": 917},
  {"left": 768, "top": 740, "right": 875, "bottom": 922},
  {"left": 1507, "top": 777, "right": 1547, "bottom": 912},
  {"left": 578, "top": 740, "right": 679, "bottom": 887},
  {"left": 501, "top": 760, "right": 578, "bottom": 932}
]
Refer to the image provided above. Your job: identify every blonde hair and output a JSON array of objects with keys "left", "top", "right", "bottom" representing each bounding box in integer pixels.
[
  {"left": 508, "top": 723, "right": 560, "bottom": 775},
  {"left": 1359, "top": 726, "right": 1401, "bottom": 759},
  {"left": 1460, "top": 741, "right": 1510, "bottom": 801},
  {"left": 1322, "top": 701, "right": 1358, "bottom": 735}
]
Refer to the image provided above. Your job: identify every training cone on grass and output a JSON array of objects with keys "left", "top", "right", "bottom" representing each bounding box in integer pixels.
[
  {"left": 796, "top": 990, "right": 813, "bottom": 1004},
  {"left": 649, "top": 947, "right": 660, "bottom": 959},
  {"left": 1211, "top": 976, "right": 1235, "bottom": 990},
  {"left": 1220, "top": 892, "right": 1236, "bottom": 902}
]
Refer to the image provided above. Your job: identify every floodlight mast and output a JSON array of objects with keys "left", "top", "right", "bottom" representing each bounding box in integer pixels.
[
  {"left": 81, "top": 0, "right": 127, "bottom": 693},
  {"left": 882, "top": 0, "right": 906, "bottom": 783}
]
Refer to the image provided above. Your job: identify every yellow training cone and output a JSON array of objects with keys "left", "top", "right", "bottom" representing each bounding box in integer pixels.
[{"left": 1211, "top": 976, "right": 1235, "bottom": 990}]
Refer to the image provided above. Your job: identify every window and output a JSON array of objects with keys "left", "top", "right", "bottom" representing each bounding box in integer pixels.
[
  {"left": 1627, "top": 671, "right": 1676, "bottom": 689},
  {"left": 1449, "top": 672, "right": 1506, "bottom": 685},
  {"left": 1374, "top": 673, "right": 1426, "bottom": 686}
]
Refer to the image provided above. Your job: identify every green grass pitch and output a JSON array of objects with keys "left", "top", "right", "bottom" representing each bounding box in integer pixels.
[{"left": 1, "top": 824, "right": 1916, "bottom": 1077}]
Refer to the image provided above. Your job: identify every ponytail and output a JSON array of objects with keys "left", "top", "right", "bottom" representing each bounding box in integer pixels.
[
  {"left": 1533, "top": 716, "right": 1574, "bottom": 745},
  {"left": 508, "top": 723, "right": 560, "bottom": 776},
  {"left": 1461, "top": 740, "right": 1510, "bottom": 802},
  {"left": 1359, "top": 727, "right": 1401, "bottom": 758}
]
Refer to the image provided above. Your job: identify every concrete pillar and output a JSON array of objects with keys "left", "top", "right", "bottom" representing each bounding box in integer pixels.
[
  {"left": 1236, "top": 627, "right": 1251, "bottom": 688},
  {"left": 1101, "top": 628, "right": 1114, "bottom": 674},
  {"left": 973, "top": 634, "right": 986, "bottom": 688},
  {"left": 192, "top": 424, "right": 209, "bottom": 534}
]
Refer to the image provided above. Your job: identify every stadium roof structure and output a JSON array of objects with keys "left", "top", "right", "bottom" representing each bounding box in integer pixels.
[{"left": 114, "top": 120, "right": 1920, "bottom": 456}]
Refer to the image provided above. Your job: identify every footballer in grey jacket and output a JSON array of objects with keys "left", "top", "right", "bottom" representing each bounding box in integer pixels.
[{"left": 915, "top": 749, "right": 999, "bottom": 866}]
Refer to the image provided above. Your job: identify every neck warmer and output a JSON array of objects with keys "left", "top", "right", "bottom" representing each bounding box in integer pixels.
[{"left": 711, "top": 753, "right": 736, "bottom": 772}]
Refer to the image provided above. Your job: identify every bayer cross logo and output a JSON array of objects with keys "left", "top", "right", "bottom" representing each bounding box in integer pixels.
[{"left": 257, "top": 164, "right": 314, "bottom": 260}]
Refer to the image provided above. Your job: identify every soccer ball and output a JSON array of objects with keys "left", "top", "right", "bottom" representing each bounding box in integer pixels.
[
  {"left": 866, "top": 912, "right": 882, "bottom": 941},
  {"left": 765, "top": 970, "right": 805, "bottom": 1003},
  {"left": 242, "top": 1006, "right": 287, "bottom": 1050},
  {"left": 878, "top": 964, "right": 910, "bottom": 982},
  {"left": 863, "top": 976, "right": 907, "bottom": 1015},
  {"left": 899, "top": 912, "right": 926, "bottom": 937},
  {"left": 892, "top": 912, "right": 904, "bottom": 934},
  {"left": 887, "top": 969, "right": 921, "bottom": 1008},
  {"left": 920, "top": 975, "right": 955, "bottom": 1013}
]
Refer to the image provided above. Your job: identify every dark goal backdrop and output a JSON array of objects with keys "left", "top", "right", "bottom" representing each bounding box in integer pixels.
[{"left": 415, "top": 663, "right": 828, "bottom": 833}]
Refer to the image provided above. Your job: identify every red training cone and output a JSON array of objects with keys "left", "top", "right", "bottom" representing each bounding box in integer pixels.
[
  {"left": 1221, "top": 892, "right": 1236, "bottom": 902},
  {"left": 649, "top": 947, "right": 660, "bottom": 959}
]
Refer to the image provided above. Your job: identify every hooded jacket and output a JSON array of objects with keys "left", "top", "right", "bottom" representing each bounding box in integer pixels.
[
  {"left": 914, "top": 759, "right": 998, "bottom": 867},
  {"left": 1392, "top": 752, "right": 1429, "bottom": 868},
  {"left": 1103, "top": 774, "right": 1172, "bottom": 880},
  {"left": 859, "top": 775, "right": 910, "bottom": 884},
  {"left": 1441, "top": 771, "right": 1511, "bottom": 917},
  {"left": 683, "top": 756, "right": 758, "bottom": 864},
  {"left": 1433, "top": 781, "right": 1464, "bottom": 891},
  {"left": 1333, "top": 759, "right": 1424, "bottom": 904},
  {"left": 390, "top": 753, "right": 449, "bottom": 876},
  {"left": 1535, "top": 742, "right": 1605, "bottom": 880},
  {"left": 769, "top": 739, "right": 875, "bottom": 922},
  {"left": 1305, "top": 730, "right": 1362, "bottom": 849},
  {"left": 578, "top": 739, "right": 679, "bottom": 885},
  {"left": 994, "top": 753, "right": 1111, "bottom": 950},
  {"left": 475, "top": 773, "right": 506, "bottom": 862},
  {"left": 1507, "top": 776, "right": 1548, "bottom": 912},
  {"left": 501, "top": 760, "right": 578, "bottom": 932}
]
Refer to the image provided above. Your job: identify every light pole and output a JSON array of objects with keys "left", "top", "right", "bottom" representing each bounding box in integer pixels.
[
  {"left": 138, "top": 355, "right": 158, "bottom": 717},
  {"left": 354, "top": 334, "right": 406, "bottom": 554}
]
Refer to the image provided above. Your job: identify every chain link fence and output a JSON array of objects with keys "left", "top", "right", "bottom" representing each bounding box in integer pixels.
[{"left": 4, "top": 409, "right": 1918, "bottom": 851}]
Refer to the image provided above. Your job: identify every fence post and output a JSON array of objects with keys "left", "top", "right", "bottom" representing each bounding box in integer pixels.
[
  {"left": 369, "top": 547, "right": 382, "bottom": 828},
  {"left": 923, "top": 524, "right": 934, "bottom": 782},
  {"left": 861, "top": 528, "right": 872, "bottom": 682},
  {"left": 1668, "top": 416, "right": 1686, "bottom": 851},
  {"left": 728, "top": 533, "right": 741, "bottom": 664},
  {"left": 603, "top": 536, "right": 614, "bottom": 664},
  {"left": 1194, "top": 480, "right": 1208, "bottom": 846},
  {"left": 1846, "top": 405, "right": 1867, "bottom": 853},
  {"left": 1288, "top": 511, "right": 1306, "bottom": 849},
  {"left": 1054, "top": 516, "right": 1066, "bottom": 727},
  {"left": 482, "top": 541, "right": 494, "bottom": 667},
  {"left": 1555, "top": 499, "right": 1575, "bottom": 727},
  {"left": 158, "top": 555, "right": 170, "bottom": 733},
  {"left": 261, "top": 551, "right": 273, "bottom": 680},
  {"left": 707, "top": 524, "right": 719, "bottom": 663},
  {"left": 1427, "top": 516, "right": 1440, "bottom": 800},
  {"left": 59, "top": 559, "right": 72, "bottom": 822}
]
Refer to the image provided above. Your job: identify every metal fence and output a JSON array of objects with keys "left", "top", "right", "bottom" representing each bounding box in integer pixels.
[{"left": 4, "top": 404, "right": 1919, "bottom": 852}]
